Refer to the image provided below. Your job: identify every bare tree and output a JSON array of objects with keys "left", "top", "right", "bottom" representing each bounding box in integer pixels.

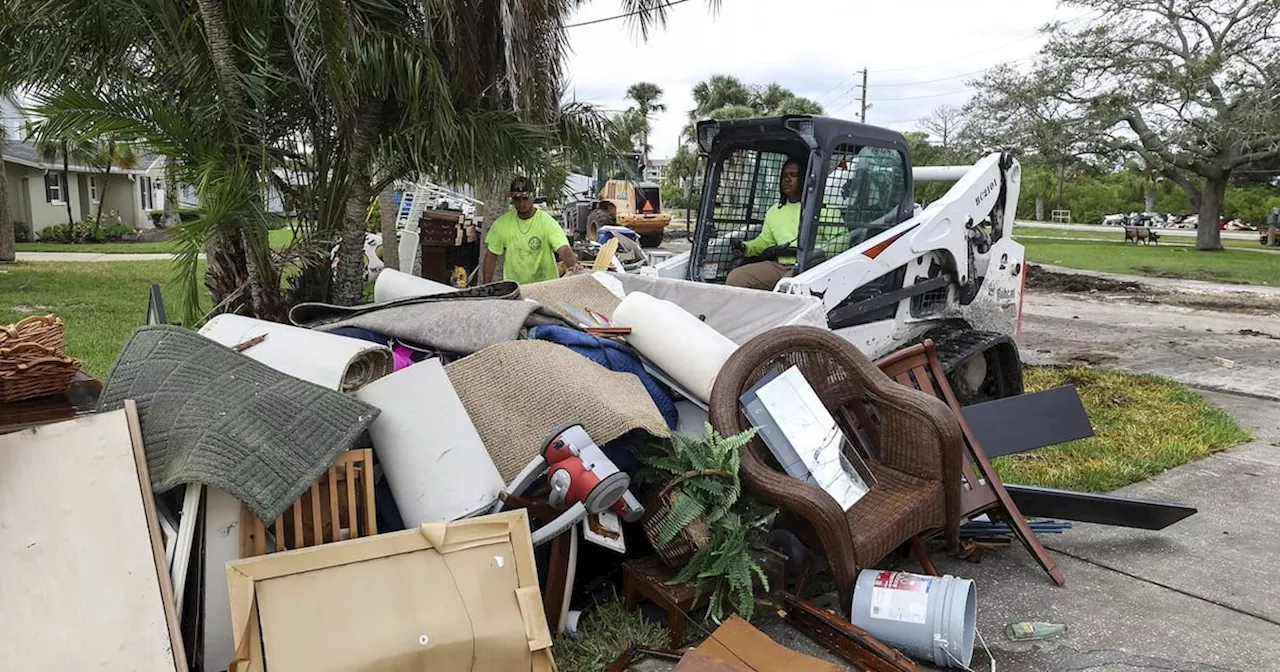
[
  {"left": 1031, "top": 0, "right": 1280, "bottom": 250},
  {"left": 919, "top": 104, "right": 965, "bottom": 151}
]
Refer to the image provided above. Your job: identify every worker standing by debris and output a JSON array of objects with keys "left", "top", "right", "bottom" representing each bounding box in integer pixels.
[{"left": 482, "top": 177, "right": 582, "bottom": 284}]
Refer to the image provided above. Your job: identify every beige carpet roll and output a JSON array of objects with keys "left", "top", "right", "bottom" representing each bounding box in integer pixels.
[
  {"left": 444, "top": 340, "right": 670, "bottom": 483},
  {"left": 519, "top": 273, "right": 624, "bottom": 326}
]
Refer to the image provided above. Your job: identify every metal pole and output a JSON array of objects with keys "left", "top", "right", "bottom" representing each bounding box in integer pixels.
[{"left": 859, "top": 69, "right": 868, "bottom": 123}]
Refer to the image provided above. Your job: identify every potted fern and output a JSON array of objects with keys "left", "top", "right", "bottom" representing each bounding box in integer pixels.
[{"left": 636, "top": 422, "right": 775, "bottom": 622}]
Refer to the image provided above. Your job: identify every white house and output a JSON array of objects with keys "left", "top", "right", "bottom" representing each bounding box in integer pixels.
[{"left": 3, "top": 139, "right": 162, "bottom": 236}]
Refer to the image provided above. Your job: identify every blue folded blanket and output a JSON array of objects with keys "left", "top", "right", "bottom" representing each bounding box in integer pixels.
[{"left": 528, "top": 325, "right": 678, "bottom": 429}]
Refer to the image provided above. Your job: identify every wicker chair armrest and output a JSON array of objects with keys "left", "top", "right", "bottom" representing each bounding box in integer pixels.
[{"left": 738, "top": 443, "right": 857, "bottom": 558}]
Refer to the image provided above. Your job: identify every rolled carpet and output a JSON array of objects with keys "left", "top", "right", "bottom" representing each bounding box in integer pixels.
[
  {"left": 519, "top": 273, "right": 624, "bottom": 325},
  {"left": 198, "top": 313, "right": 393, "bottom": 392},
  {"left": 97, "top": 325, "right": 380, "bottom": 523},
  {"left": 290, "top": 281, "right": 574, "bottom": 355},
  {"left": 444, "top": 340, "right": 671, "bottom": 483}
]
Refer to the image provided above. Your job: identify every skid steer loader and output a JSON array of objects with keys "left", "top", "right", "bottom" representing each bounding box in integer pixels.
[{"left": 648, "top": 115, "right": 1028, "bottom": 404}]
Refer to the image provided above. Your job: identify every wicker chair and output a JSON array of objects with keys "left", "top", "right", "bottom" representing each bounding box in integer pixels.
[{"left": 708, "top": 326, "right": 963, "bottom": 614}]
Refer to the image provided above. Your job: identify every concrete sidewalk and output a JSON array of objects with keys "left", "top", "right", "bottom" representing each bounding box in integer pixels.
[
  {"left": 15, "top": 251, "right": 188, "bottom": 262},
  {"left": 917, "top": 389, "right": 1280, "bottom": 671}
]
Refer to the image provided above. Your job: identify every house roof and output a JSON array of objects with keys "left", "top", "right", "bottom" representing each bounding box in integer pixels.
[{"left": 2, "top": 139, "right": 158, "bottom": 175}]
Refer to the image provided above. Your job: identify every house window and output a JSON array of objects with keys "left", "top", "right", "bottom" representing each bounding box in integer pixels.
[
  {"left": 89, "top": 177, "right": 99, "bottom": 203},
  {"left": 44, "top": 173, "right": 64, "bottom": 203},
  {"left": 140, "top": 176, "right": 153, "bottom": 210}
]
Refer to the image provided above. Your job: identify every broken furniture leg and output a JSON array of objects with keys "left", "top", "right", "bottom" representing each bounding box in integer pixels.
[{"left": 777, "top": 590, "right": 917, "bottom": 672}]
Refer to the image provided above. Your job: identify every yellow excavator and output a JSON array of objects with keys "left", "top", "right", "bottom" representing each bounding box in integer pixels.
[
  {"left": 563, "top": 154, "right": 672, "bottom": 248},
  {"left": 591, "top": 179, "right": 671, "bottom": 248}
]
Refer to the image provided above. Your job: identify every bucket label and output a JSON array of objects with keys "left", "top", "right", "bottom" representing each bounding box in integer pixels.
[{"left": 869, "top": 571, "right": 933, "bottom": 625}]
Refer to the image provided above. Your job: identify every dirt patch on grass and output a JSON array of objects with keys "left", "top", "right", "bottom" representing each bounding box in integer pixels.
[
  {"left": 1026, "top": 264, "right": 1145, "bottom": 293},
  {"left": 1028, "top": 264, "right": 1278, "bottom": 316}
]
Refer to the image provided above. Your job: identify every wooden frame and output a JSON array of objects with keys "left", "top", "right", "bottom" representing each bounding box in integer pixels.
[
  {"left": 240, "top": 449, "right": 378, "bottom": 557},
  {"left": 875, "top": 340, "right": 1066, "bottom": 586}
]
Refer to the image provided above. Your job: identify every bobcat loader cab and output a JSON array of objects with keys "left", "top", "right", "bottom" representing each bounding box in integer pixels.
[{"left": 679, "top": 115, "right": 1027, "bottom": 403}]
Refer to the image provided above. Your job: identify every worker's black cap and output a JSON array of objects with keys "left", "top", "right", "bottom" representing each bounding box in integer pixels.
[{"left": 509, "top": 177, "right": 533, "bottom": 197}]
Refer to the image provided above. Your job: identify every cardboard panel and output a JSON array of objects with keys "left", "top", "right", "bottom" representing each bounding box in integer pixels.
[
  {"left": 227, "top": 510, "right": 552, "bottom": 672},
  {"left": 0, "top": 406, "right": 185, "bottom": 671}
]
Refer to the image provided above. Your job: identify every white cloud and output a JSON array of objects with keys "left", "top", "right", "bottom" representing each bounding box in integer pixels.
[{"left": 564, "top": 0, "right": 1087, "bottom": 159}]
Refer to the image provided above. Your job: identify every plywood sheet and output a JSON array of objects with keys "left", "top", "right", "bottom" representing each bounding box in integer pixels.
[{"left": 0, "top": 408, "right": 182, "bottom": 670}]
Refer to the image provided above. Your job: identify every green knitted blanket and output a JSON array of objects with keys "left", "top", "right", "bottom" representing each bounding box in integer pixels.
[{"left": 98, "top": 325, "right": 380, "bottom": 522}]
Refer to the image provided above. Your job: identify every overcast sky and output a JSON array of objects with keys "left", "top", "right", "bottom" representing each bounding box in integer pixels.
[{"left": 563, "top": 0, "right": 1090, "bottom": 160}]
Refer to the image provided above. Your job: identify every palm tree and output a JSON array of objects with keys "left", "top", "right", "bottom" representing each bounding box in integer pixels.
[
  {"left": 87, "top": 140, "right": 139, "bottom": 233},
  {"left": 625, "top": 82, "right": 665, "bottom": 165},
  {"left": 0, "top": 123, "right": 12, "bottom": 262},
  {"left": 1, "top": 0, "right": 717, "bottom": 321}
]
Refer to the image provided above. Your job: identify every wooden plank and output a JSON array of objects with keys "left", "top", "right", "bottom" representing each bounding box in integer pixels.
[
  {"left": 126, "top": 401, "right": 190, "bottom": 672},
  {"left": 345, "top": 459, "right": 358, "bottom": 538},
  {"left": 0, "top": 406, "right": 184, "bottom": 670},
  {"left": 327, "top": 469, "right": 340, "bottom": 544},
  {"left": 292, "top": 499, "right": 304, "bottom": 550},
  {"left": 310, "top": 484, "right": 323, "bottom": 543},
  {"left": 273, "top": 516, "right": 286, "bottom": 553},
  {"left": 254, "top": 516, "right": 266, "bottom": 557},
  {"left": 777, "top": 591, "right": 915, "bottom": 672},
  {"left": 361, "top": 450, "right": 378, "bottom": 536}
]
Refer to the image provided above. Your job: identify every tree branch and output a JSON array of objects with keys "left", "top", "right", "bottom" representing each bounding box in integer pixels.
[{"left": 1122, "top": 108, "right": 1197, "bottom": 171}]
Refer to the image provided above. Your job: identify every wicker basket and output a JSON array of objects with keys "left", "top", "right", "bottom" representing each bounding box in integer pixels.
[
  {"left": 641, "top": 477, "right": 713, "bottom": 568},
  {"left": 0, "top": 315, "right": 66, "bottom": 355},
  {"left": 0, "top": 342, "right": 82, "bottom": 404}
]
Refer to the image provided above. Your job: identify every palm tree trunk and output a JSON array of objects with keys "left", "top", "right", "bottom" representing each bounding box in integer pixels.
[
  {"left": 333, "top": 97, "right": 382, "bottom": 305},
  {"left": 163, "top": 162, "right": 179, "bottom": 227},
  {"left": 196, "top": 0, "right": 244, "bottom": 116},
  {"left": 378, "top": 185, "right": 399, "bottom": 272},
  {"left": 94, "top": 140, "right": 114, "bottom": 230},
  {"left": 0, "top": 156, "right": 13, "bottom": 263},
  {"left": 61, "top": 142, "right": 73, "bottom": 237},
  {"left": 94, "top": 172, "right": 111, "bottom": 235}
]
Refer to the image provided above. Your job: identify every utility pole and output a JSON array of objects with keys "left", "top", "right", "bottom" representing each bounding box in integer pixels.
[{"left": 859, "top": 69, "right": 869, "bottom": 123}]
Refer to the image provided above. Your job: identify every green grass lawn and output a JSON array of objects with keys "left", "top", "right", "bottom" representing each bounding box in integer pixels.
[
  {"left": 1020, "top": 237, "right": 1279, "bottom": 285},
  {"left": 0, "top": 260, "right": 198, "bottom": 378},
  {"left": 16, "top": 228, "right": 296, "bottom": 254},
  {"left": 1014, "top": 226, "right": 1262, "bottom": 250},
  {"left": 995, "top": 366, "right": 1252, "bottom": 492}
]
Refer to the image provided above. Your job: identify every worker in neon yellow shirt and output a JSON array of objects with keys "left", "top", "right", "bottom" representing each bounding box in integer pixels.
[
  {"left": 727, "top": 158, "right": 846, "bottom": 289},
  {"left": 482, "top": 177, "right": 581, "bottom": 285}
]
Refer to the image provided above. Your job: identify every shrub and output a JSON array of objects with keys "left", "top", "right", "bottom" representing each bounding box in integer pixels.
[{"left": 37, "top": 211, "right": 134, "bottom": 243}]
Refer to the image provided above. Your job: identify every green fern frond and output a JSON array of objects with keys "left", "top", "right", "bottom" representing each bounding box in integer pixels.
[{"left": 655, "top": 492, "right": 705, "bottom": 545}]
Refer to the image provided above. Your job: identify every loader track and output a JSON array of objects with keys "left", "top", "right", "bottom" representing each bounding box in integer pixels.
[{"left": 914, "top": 325, "right": 1025, "bottom": 405}]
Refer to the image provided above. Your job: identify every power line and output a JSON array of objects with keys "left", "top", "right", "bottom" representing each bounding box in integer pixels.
[
  {"left": 564, "top": 0, "right": 692, "bottom": 28},
  {"left": 874, "top": 89, "right": 973, "bottom": 101}
]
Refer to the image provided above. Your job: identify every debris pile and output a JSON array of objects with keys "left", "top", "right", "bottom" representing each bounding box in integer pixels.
[{"left": 0, "top": 267, "right": 1199, "bottom": 672}]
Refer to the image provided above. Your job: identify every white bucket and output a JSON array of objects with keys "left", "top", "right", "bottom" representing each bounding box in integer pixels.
[{"left": 850, "top": 569, "right": 977, "bottom": 669}]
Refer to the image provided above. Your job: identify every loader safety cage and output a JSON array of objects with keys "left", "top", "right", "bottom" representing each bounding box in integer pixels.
[{"left": 688, "top": 115, "right": 917, "bottom": 285}]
